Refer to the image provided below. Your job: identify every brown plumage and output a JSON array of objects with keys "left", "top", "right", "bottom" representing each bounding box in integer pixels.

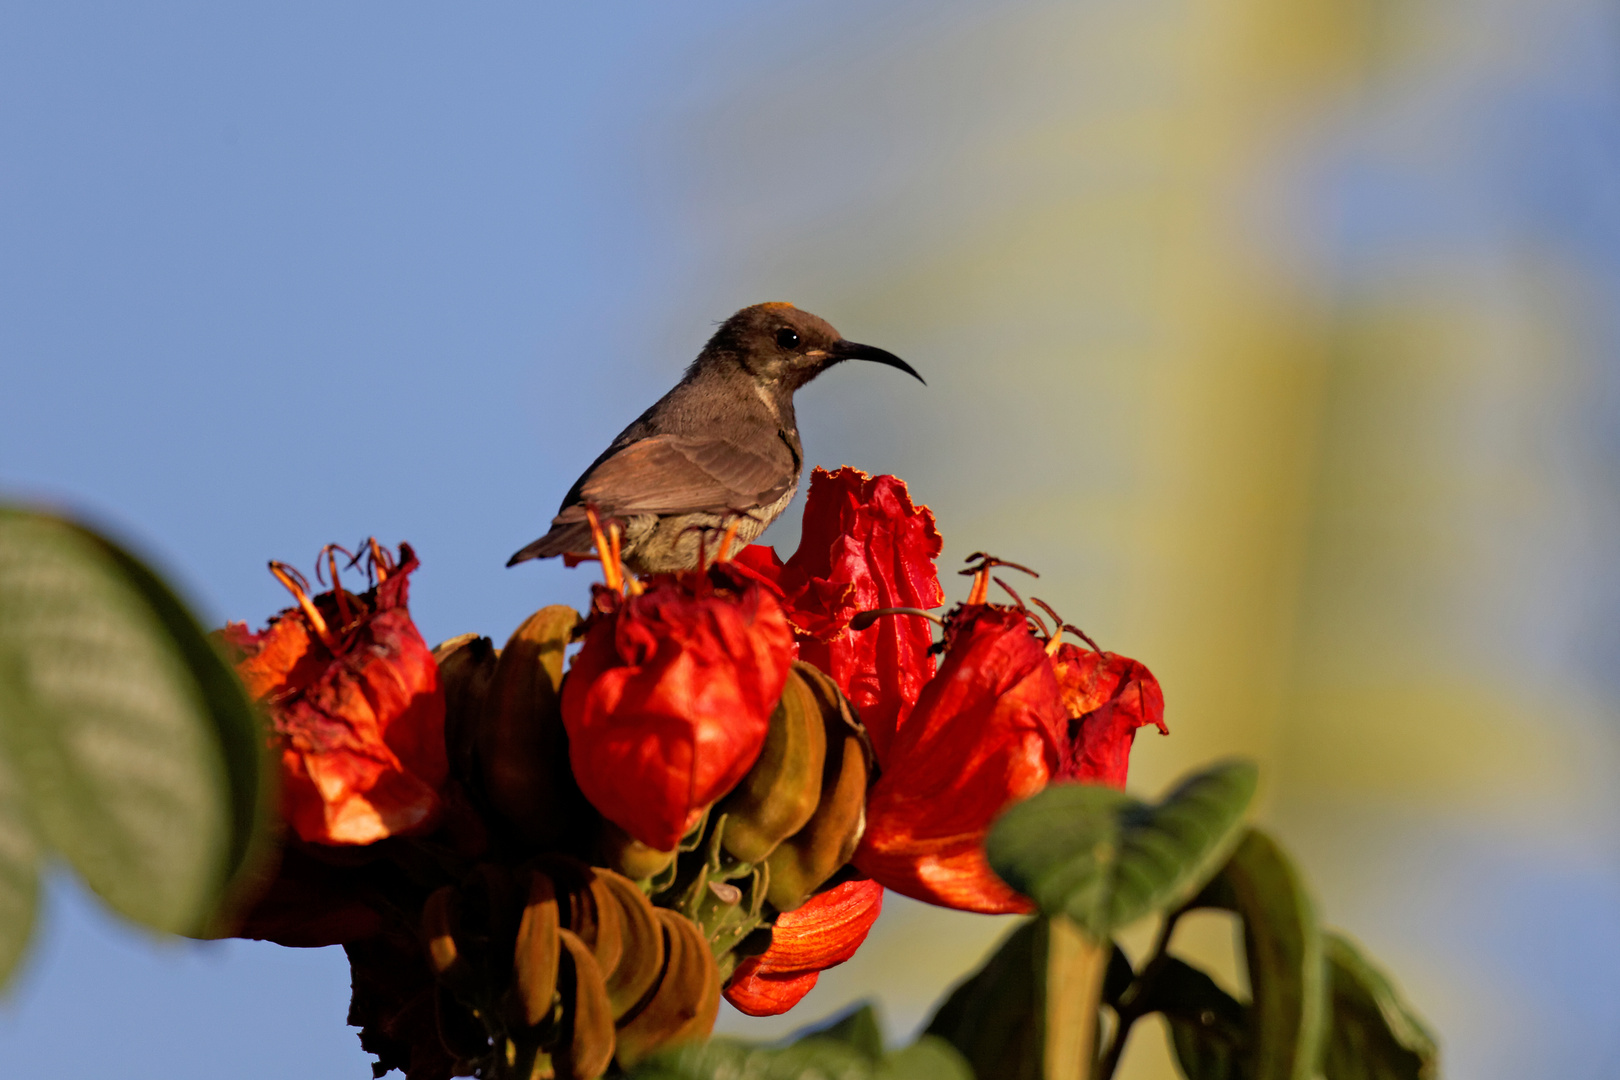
[{"left": 507, "top": 302, "right": 922, "bottom": 575}]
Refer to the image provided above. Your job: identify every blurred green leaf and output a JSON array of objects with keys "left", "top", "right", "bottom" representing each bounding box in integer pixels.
[
  {"left": 987, "top": 760, "right": 1258, "bottom": 938},
  {"left": 630, "top": 1020, "right": 972, "bottom": 1080},
  {"left": 632, "top": 1037, "right": 873, "bottom": 1080},
  {"left": 0, "top": 508, "right": 266, "bottom": 969},
  {"left": 91, "top": 525, "right": 269, "bottom": 906},
  {"left": 0, "top": 659, "right": 40, "bottom": 986},
  {"left": 813, "top": 1002, "right": 887, "bottom": 1060},
  {"left": 1321, "top": 932, "right": 1438, "bottom": 1080},
  {"left": 1134, "top": 957, "right": 1250, "bottom": 1080},
  {"left": 924, "top": 919, "right": 1043, "bottom": 1080},
  {"left": 878, "top": 1036, "right": 974, "bottom": 1080},
  {"left": 1187, "top": 829, "right": 1324, "bottom": 1080}
]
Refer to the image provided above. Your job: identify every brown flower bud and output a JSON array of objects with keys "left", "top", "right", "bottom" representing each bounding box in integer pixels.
[
  {"left": 594, "top": 817, "right": 677, "bottom": 882},
  {"left": 765, "top": 664, "right": 872, "bottom": 912},
  {"left": 432, "top": 632, "right": 498, "bottom": 791},
  {"left": 479, "top": 606, "right": 586, "bottom": 850},
  {"left": 592, "top": 871, "right": 665, "bottom": 1020},
  {"left": 556, "top": 929, "right": 616, "bottom": 1080},
  {"left": 421, "top": 885, "right": 468, "bottom": 984},
  {"left": 612, "top": 909, "right": 720, "bottom": 1068},
  {"left": 718, "top": 666, "right": 828, "bottom": 865},
  {"left": 513, "top": 871, "right": 561, "bottom": 1028}
]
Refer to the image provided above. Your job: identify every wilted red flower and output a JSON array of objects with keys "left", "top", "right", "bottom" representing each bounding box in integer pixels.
[
  {"left": 1049, "top": 643, "right": 1167, "bottom": 788},
  {"left": 853, "top": 605, "right": 1064, "bottom": 914},
  {"left": 230, "top": 841, "right": 385, "bottom": 947},
  {"left": 223, "top": 543, "right": 447, "bottom": 846},
  {"left": 723, "top": 877, "right": 884, "bottom": 1016},
  {"left": 561, "top": 572, "right": 794, "bottom": 851},
  {"left": 735, "top": 467, "right": 944, "bottom": 765}
]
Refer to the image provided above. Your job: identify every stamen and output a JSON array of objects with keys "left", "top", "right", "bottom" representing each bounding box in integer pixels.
[
  {"left": 269, "top": 561, "right": 337, "bottom": 650},
  {"left": 849, "top": 607, "right": 946, "bottom": 631},
  {"left": 1030, "top": 597, "right": 1066, "bottom": 653},
  {"left": 966, "top": 569, "right": 989, "bottom": 606},
  {"left": 585, "top": 506, "right": 622, "bottom": 593},
  {"left": 961, "top": 552, "right": 1038, "bottom": 606},
  {"left": 322, "top": 546, "right": 354, "bottom": 627},
  {"left": 993, "top": 576, "right": 1028, "bottom": 610},
  {"left": 368, "top": 538, "right": 391, "bottom": 585},
  {"left": 716, "top": 519, "right": 741, "bottom": 564},
  {"left": 1065, "top": 624, "right": 1105, "bottom": 654}
]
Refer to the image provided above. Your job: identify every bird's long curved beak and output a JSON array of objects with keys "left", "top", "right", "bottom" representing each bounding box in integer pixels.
[{"left": 830, "top": 339, "right": 926, "bottom": 385}]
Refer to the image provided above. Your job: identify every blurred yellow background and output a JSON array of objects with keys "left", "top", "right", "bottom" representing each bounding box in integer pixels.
[{"left": 676, "top": 1, "right": 1620, "bottom": 1075}]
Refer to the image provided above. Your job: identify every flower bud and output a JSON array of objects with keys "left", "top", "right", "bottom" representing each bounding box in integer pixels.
[
  {"left": 594, "top": 818, "right": 677, "bottom": 882},
  {"left": 718, "top": 665, "right": 828, "bottom": 864},
  {"left": 556, "top": 928, "right": 616, "bottom": 1080},
  {"left": 593, "top": 870, "right": 665, "bottom": 1020},
  {"left": 613, "top": 909, "right": 720, "bottom": 1068},
  {"left": 724, "top": 877, "right": 884, "bottom": 1017},
  {"left": 854, "top": 605, "right": 1064, "bottom": 914},
  {"left": 432, "top": 632, "right": 497, "bottom": 792},
  {"left": 478, "top": 606, "right": 588, "bottom": 851},
  {"left": 561, "top": 574, "right": 793, "bottom": 851},
  {"left": 764, "top": 664, "right": 872, "bottom": 912},
  {"left": 512, "top": 872, "right": 561, "bottom": 1028}
]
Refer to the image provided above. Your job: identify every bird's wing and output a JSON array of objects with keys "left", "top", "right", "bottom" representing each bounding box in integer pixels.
[{"left": 562, "top": 434, "right": 793, "bottom": 518}]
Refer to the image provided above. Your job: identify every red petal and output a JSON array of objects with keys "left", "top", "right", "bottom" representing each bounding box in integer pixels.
[
  {"left": 779, "top": 469, "right": 944, "bottom": 764},
  {"left": 1050, "top": 644, "right": 1167, "bottom": 788},
  {"left": 854, "top": 606, "right": 1063, "bottom": 913},
  {"left": 562, "top": 576, "right": 794, "bottom": 850},
  {"left": 722, "top": 965, "right": 821, "bottom": 1017},
  {"left": 722, "top": 877, "right": 884, "bottom": 1017}
]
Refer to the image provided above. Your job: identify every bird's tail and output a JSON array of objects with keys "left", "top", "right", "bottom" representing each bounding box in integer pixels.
[{"left": 506, "top": 522, "right": 596, "bottom": 567}]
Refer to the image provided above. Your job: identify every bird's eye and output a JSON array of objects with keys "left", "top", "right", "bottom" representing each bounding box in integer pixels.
[{"left": 775, "top": 328, "right": 801, "bottom": 350}]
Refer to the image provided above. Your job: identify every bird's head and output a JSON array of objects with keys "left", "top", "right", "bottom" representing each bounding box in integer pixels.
[{"left": 701, "top": 302, "right": 924, "bottom": 393}]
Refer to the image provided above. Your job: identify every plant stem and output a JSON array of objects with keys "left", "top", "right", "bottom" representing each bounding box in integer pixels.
[
  {"left": 1044, "top": 915, "right": 1110, "bottom": 1080},
  {"left": 1097, "top": 909, "right": 1183, "bottom": 1080}
]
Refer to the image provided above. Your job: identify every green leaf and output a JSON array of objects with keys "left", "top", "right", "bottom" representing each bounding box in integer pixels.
[
  {"left": 878, "top": 1036, "right": 974, "bottom": 1080},
  {"left": 632, "top": 1037, "right": 972, "bottom": 1080},
  {"left": 0, "top": 659, "right": 40, "bottom": 986},
  {"left": 1136, "top": 958, "right": 1250, "bottom": 1080},
  {"left": 924, "top": 919, "right": 1044, "bottom": 1080},
  {"left": 0, "top": 509, "right": 265, "bottom": 946},
  {"left": 1187, "top": 829, "right": 1324, "bottom": 1080},
  {"left": 628, "top": 1005, "right": 973, "bottom": 1080},
  {"left": 813, "top": 1002, "right": 887, "bottom": 1061},
  {"left": 1321, "top": 932, "right": 1438, "bottom": 1080},
  {"left": 630, "top": 1036, "right": 873, "bottom": 1079},
  {"left": 90, "top": 525, "right": 270, "bottom": 909},
  {"left": 986, "top": 760, "right": 1258, "bottom": 938}
]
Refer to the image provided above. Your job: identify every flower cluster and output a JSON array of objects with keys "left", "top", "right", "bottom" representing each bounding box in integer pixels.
[{"left": 221, "top": 470, "right": 1166, "bottom": 1080}]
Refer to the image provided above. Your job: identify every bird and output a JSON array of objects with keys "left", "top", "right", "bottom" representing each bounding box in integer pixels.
[{"left": 507, "top": 301, "right": 923, "bottom": 576}]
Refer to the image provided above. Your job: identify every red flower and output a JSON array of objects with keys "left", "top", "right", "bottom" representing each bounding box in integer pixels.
[
  {"left": 223, "top": 543, "right": 447, "bottom": 846},
  {"left": 853, "top": 605, "right": 1064, "bottom": 914},
  {"left": 723, "top": 877, "right": 884, "bottom": 1016},
  {"left": 1049, "top": 644, "right": 1167, "bottom": 788},
  {"left": 561, "top": 573, "right": 794, "bottom": 851},
  {"left": 738, "top": 467, "right": 944, "bottom": 765},
  {"left": 230, "top": 841, "right": 385, "bottom": 947}
]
